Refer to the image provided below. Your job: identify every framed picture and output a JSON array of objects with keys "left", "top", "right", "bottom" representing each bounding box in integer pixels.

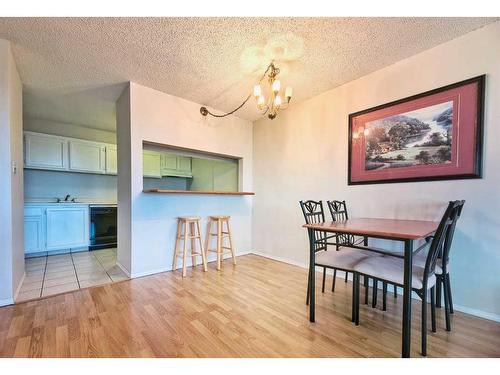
[{"left": 348, "top": 75, "right": 485, "bottom": 185}]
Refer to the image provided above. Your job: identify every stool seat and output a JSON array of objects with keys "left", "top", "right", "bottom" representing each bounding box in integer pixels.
[
  {"left": 209, "top": 215, "right": 230, "bottom": 220},
  {"left": 179, "top": 216, "right": 201, "bottom": 221}
]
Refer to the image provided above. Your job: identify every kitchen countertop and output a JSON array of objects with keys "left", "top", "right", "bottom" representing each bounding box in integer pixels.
[{"left": 25, "top": 199, "right": 117, "bottom": 206}]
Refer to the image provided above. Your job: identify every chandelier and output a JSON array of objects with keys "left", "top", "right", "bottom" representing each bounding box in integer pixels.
[{"left": 200, "top": 61, "right": 293, "bottom": 120}]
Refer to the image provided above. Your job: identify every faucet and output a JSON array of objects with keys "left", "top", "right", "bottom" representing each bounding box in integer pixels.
[{"left": 64, "top": 194, "right": 71, "bottom": 202}]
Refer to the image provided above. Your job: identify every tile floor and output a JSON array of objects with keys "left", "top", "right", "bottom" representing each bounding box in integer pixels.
[{"left": 17, "top": 248, "right": 128, "bottom": 302}]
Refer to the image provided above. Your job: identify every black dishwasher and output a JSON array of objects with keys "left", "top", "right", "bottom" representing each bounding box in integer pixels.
[{"left": 89, "top": 206, "right": 117, "bottom": 250}]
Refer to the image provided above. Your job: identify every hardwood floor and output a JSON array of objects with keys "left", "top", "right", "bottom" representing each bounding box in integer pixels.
[{"left": 1, "top": 254, "right": 499, "bottom": 357}]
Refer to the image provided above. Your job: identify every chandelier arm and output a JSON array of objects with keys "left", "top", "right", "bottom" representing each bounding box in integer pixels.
[{"left": 199, "top": 61, "right": 279, "bottom": 118}]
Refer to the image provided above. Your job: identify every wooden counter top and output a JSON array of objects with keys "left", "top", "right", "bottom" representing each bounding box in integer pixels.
[{"left": 143, "top": 189, "right": 255, "bottom": 196}]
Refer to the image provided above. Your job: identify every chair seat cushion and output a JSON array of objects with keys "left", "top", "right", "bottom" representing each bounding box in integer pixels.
[
  {"left": 413, "top": 254, "right": 444, "bottom": 275},
  {"left": 315, "top": 249, "right": 379, "bottom": 271},
  {"left": 380, "top": 249, "right": 445, "bottom": 275},
  {"left": 354, "top": 256, "right": 436, "bottom": 290}
]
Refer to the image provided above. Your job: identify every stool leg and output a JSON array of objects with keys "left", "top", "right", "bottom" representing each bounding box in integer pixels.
[
  {"left": 226, "top": 219, "right": 236, "bottom": 265},
  {"left": 172, "top": 219, "right": 181, "bottom": 271},
  {"left": 204, "top": 219, "right": 212, "bottom": 262},
  {"left": 216, "top": 219, "right": 222, "bottom": 270},
  {"left": 196, "top": 220, "right": 207, "bottom": 272},
  {"left": 190, "top": 221, "right": 197, "bottom": 268},
  {"left": 182, "top": 221, "right": 188, "bottom": 277}
]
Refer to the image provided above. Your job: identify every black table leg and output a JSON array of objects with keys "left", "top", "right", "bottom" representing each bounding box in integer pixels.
[
  {"left": 402, "top": 239, "right": 413, "bottom": 358},
  {"left": 308, "top": 228, "right": 316, "bottom": 323}
]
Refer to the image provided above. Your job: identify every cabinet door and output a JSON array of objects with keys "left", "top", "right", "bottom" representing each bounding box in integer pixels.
[
  {"left": 24, "top": 213, "right": 45, "bottom": 254},
  {"left": 177, "top": 157, "right": 192, "bottom": 176},
  {"left": 160, "top": 153, "right": 177, "bottom": 176},
  {"left": 105, "top": 145, "right": 117, "bottom": 175},
  {"left": 143, "top": 150, "right": 162, "bottom": 178},
  {"left": 69, "top": 140, "right": 106, "bottom": 174},
  {"left": 213, "top": 161, "right": 238, "bottom": 192},
  {"left": 24, "top": 132, "right": 68, "bottom": 170},
  {"left": 46, "top": 206, "right": 89, "bottom": 251}
]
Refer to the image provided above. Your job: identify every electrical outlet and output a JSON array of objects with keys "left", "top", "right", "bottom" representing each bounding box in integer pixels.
[{"left": 12, "top": 162, "right": 17, "bottom": 175}]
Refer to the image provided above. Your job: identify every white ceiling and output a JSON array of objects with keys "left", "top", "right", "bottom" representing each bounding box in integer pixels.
[{"left": 0, "top": 17, "right": 496, "bottom": 131}]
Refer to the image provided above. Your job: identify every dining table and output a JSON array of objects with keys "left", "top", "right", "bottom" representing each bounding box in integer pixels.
[{"left": 303, "top": 217, "right": 439, "bottom": 358}]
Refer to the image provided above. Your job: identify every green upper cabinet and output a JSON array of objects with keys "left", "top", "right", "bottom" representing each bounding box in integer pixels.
[
  {"left": 160, "top": 153, "right": 177, "bottom": 176},
  {"left": 160, "top": 153, "right": 192, "bottom": 177},
  {"left": 143, "top": 150, "right": 162, "bottom": 178}
]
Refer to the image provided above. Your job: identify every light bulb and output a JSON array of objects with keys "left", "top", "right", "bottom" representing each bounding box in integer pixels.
[
  {"left": 285, "top": 86, "right": 293, "bottom": 99},
  {"left": 257, "top": 95, "right": 265, "bottom": 106},
  {"left": 274, "top": 95, "right": 282, "bottom": 106},
  {"left": 253, "top": 85, "right": 261, "bottom": 98},
  {"left": 364, "top": 128, "right": 370, "bottom": 136},
  {"left": 272, "top": 80, "right": 281, "bottom": 93},
  {"left": 352, "top": 132, "right": 359, "bottom": 139}
]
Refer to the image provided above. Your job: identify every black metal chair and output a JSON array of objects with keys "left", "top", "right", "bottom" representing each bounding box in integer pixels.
[
  {"left": 326, "top": 200, "right": 362, "bottom": 287},
  {"left": 300, "top": 200, "right": 378, "bottom": 321},
  {"left": 353, "top": 200, "right": 463, "bottom": 356},
  {"left": 413, "top": 200, "right": 465, "bottom": 331},
  {"left": 327, "top": 200, "right": 396, "bottom": 310}
]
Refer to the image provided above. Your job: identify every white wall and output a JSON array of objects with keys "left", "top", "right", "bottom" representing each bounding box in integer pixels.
[
  {"left": 0, "top": 39, "right": 24, "bottom": 306},
  {"left": 116, "top": 82, "right": 253, "bottom": 277},
  {"left": 116, "top": 86, "right": 132, "bottom": 273},
  {"left": 252, "top": 22, "right": 500, "bottom": 320},
  {"left": 24, "top": 117, "right": 116, "bottom": 144},
  {"left": 24, "top": 170, "right": 117, "bottom": 202}
]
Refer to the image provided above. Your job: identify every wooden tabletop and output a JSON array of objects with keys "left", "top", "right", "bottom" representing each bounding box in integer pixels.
[{"left": 303, "top": 218, "right": 439, "bottom": 240}]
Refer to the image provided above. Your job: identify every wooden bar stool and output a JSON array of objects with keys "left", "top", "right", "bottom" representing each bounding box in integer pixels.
[
  {"left": 205, "top": 216, "right": 236, "bottom": 270},
  {"left": 172, "top": 216, "right": 207, "bottom": 277}
]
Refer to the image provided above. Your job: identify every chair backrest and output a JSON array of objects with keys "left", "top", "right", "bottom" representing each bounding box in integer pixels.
[
  {"left": 441, "top": 200, "right": 465, "bottom": 271},
  {"left": 327, "top": 200, "right": 355, "bottom": 247},
  {"left": 327, "top": 200, "right": 349, "bottom": 221},
  {"left": 423, "top": 200, "right": 464, "bottom": 285},
  {"left": 299, "top": 200, "right": 326, "bottom": 252}
]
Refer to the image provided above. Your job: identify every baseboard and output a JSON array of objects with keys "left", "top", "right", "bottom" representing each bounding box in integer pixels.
[
  {"left": 13, "top": 272, "right": 26, "bottom": 302},
  {"left": 0, "top": 298, "right": 14, "bottom": 307},
  {"left": 251, "top": 251, "right": 500, "bottom": 323},
  {"left": 453, "top": 304, "right": 500, "bottom": 323},
  {"left": 251, "top": 251, "right": 349, "bottom": 278},
  {"left": 115, "top": 261, "right": 131, "bottom": 278},
  {"left": 128, "top": 250, "right": 253, "bottom": 279},
  {"left": 130, "top": 266, "right": 170, "bottom": 279}
]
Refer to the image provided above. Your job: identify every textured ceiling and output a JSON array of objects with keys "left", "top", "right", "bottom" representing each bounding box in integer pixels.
[{"left": 0, "top": 17, "right": 496, "bottom": 130}]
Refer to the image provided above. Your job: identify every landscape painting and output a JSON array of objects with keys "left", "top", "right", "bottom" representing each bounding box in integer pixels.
[
  {"left": 348, "top": 75, "right": 484, "bottom": 185},
  {"left": 364, "top": 101, "right": 453, "bottom": 171}
]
